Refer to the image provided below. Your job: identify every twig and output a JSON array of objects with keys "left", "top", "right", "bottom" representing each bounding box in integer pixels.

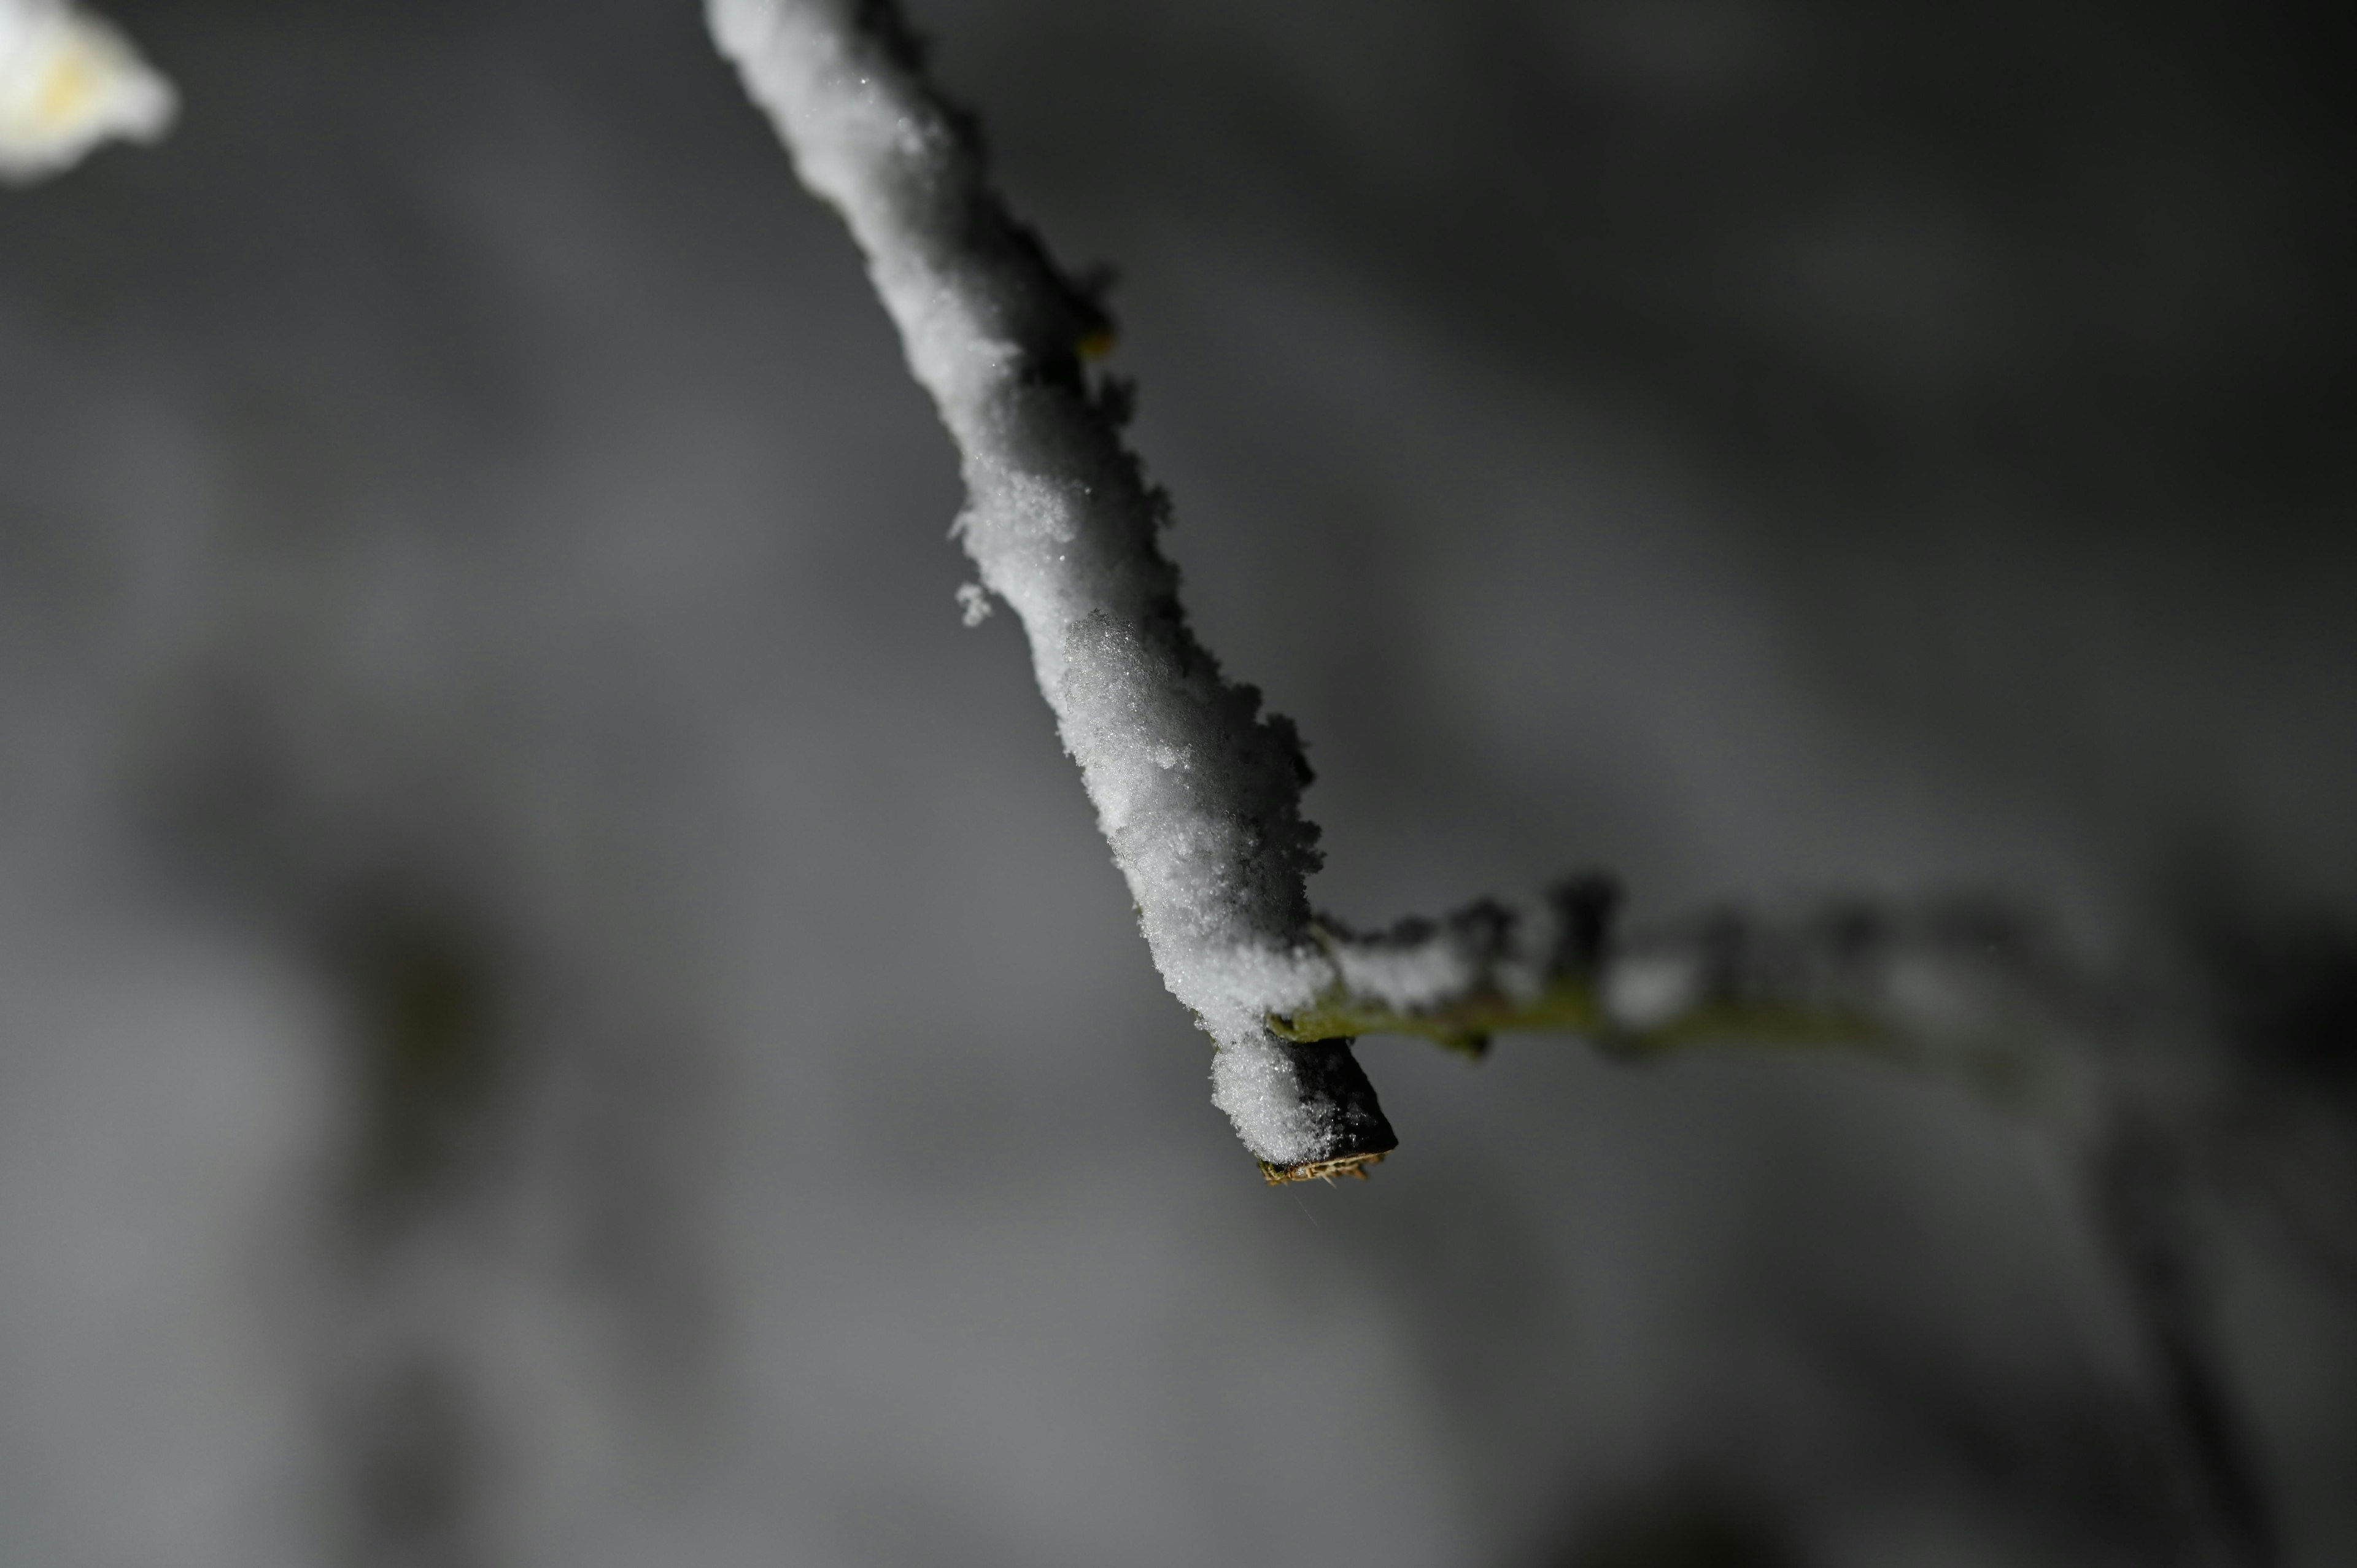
[
  {"left": 710, "top": 0, "right": 1391, "bottom": 1172},
  {"left": 707, "top": 10, "right": 2293, "bottom": 1549},
  {"left": 705, "top": 0, "right": 2084, "bottom": 1173},
  {"left": 708, "top": 0, "right": 2102, "bottom": 1170}
]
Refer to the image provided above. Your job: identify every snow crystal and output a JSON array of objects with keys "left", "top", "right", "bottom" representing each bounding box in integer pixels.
[{"left": 954, "top": 582, "right": 993, "bottom": 627}]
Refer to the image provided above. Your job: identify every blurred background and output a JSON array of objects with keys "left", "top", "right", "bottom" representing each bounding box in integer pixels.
[{"left": 1, "top": 0, "right": 2352, "bottom": 1563}]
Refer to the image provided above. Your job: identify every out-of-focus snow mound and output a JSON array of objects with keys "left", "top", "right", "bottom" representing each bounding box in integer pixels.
[{"left": 0, "top": 0, "right": 172, "bottom": 182}]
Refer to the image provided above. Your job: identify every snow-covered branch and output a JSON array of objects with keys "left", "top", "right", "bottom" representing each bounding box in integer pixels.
[
  {"left": 1282, "top": 885, "right": 2102, "bottom": 1118},
  {"left": 710, "top": 0, "right": 1395, "bottom": 1175},
  {"left": 706, "top": 0, "right": 2135, "bottom": 1183},
  {"left": 702, "top": 0, "right": 2125, "bottom": 1189}
]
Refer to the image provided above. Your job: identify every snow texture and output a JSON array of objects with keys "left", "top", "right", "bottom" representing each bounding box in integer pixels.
[
  {"left": 710, "top": 0, "right": 1393, "bottom": 1168},
  {"left": 0, "top": 0, "right": 173, "bottom": 185}
]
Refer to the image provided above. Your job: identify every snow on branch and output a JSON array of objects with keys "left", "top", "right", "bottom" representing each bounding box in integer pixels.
[
  {"left": 1282, "top": 884, "right": 2104, "bottom": 1125},
  {"left": 707, "top": 15, "right": 2307, "bottom": 1542},
  {"left": 705, "top": 0, "right": 2099, "bottom": 1178},
  {"left": 710, "top": 0, "right": 1395, "bottom": 1175}
]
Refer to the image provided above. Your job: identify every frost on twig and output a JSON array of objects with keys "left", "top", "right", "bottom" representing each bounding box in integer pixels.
[
  {"left": 0, "top": 0, "right": 174, "bottom": 185},
  {"left": 710, "top": 0, "right": 1393, "bottom": 1173}
]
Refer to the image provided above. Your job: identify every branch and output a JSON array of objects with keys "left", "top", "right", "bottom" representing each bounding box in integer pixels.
[
  {"left": 1279, "top": 882, "right": 2104, "bottom": 1116},
  {"left": 701, "top": 0, "right": 2173, "bottom": 1216},
  {"left": 705, "top": 0, "right": 2106, "bottom": 1176},
  {"left": 710, "top": 0, "right": 1393, "bottom": 1174},
  {"left": 708, "top": 14, "right": 2297, "bottom": 1545}
]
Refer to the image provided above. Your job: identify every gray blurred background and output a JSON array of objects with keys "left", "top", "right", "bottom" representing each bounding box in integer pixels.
[{"left": 1, "top": 1, "right": 2352, "bottom": 1564}]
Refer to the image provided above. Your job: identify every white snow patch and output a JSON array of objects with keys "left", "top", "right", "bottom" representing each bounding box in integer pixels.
[{"left": 1333, "top": 940, "right": 1476, "bottom": 1015}]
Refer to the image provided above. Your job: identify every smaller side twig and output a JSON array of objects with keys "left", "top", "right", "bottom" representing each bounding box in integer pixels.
[{"left": 1274, "top": 881, "right": 2100, "bottom": 1126}]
